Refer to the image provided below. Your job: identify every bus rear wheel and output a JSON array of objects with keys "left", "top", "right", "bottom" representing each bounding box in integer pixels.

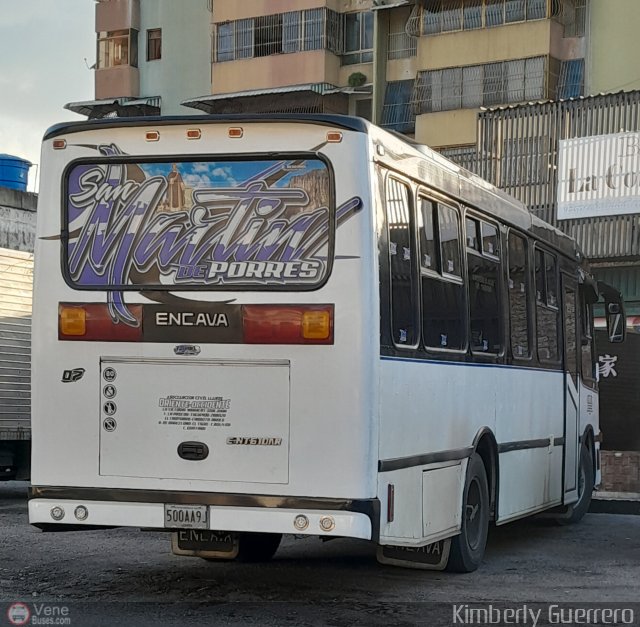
[
  {"left": 446, "top": 453, "right": 490, "bottom": 573},
  {"left": 557, "top": 444, "right": 594, "bottom": 525},
  {"left": 236, "top": 532, "right": 282, "bottom": 562}
]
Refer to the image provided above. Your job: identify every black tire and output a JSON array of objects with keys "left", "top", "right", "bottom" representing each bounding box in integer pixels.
[
  {"left": 236, "top": 532, "right": 282, "bottom": 562},
  {"left": 558, "top": 444, "right": 594, "bottom": 525},
  {"left": 446, "top": 453, "right": 490, "bottom": 573}
]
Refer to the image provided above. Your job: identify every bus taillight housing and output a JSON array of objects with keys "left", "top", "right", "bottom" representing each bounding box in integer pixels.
[
  {"left": 242, "top": 305, "right": 334, "bottom": 344},
  {"left": 58, "top": 304, "right": 142, "bottom": 341}
]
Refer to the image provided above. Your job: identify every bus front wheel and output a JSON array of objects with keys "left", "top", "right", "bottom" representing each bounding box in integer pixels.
[
  {"left": 557, "top": 444, "right": 594, "bottom": 525},
  {"left": 446, "top": 453, "right": 490, "bottom": 573}
]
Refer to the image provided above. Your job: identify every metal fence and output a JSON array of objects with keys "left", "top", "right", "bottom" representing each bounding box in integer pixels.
[
  {"left": 387, "top": 30, "right": 417, "bottom": 60},
  {"left": 474, "top": 91, "right": 640, "bottom": 259}
]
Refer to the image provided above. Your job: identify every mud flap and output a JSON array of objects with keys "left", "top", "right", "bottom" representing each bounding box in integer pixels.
[
  {"left": 376, "top": 538, "right": 451, "bottom": 570},
  {"left": 171, "top": 530, "right": 239, "bottom": 560}
]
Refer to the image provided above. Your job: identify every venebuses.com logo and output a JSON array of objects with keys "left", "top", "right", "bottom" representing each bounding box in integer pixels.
[
  {"left": 6, "top": 602, "right": 71, "bottom": 626},
  {"left": 7, "top": 604, "right": 30, "bottom": 626}
]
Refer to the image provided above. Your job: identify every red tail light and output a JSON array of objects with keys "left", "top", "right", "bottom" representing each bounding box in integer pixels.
[
  {"left": 59, "top": 304, "right": 142, "bottom": 341},
  {"left": 242, "top": 305, "right": 334, "bottom": 344}
]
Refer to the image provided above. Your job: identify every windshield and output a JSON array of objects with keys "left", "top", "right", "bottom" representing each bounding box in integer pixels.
[{"left": 64, "top": 155, "right": 334, "bottom": 292}]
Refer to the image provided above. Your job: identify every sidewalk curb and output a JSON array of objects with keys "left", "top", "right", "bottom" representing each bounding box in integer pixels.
[{"left": 590, "top": 492, "right": 640, "bottom": 516}]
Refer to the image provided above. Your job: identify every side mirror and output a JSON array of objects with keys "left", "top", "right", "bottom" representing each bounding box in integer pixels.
[{"left": 598, "top": 281, "right": 626, "bottom": 344}]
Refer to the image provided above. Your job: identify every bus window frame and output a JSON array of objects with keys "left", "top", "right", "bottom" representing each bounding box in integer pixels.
[
  {"left": 533, "top": 245, "right": 561, "bottom": 366},
  {"left": 506, "top": 228, "right": 533, "bottom": 363},
  {"left": 417, "top": 192, "right": 468, "bottom": 355},
  {"left": 60, "top": 151, "right": 337, "bottom": 294},
  {"left": 464, "top": 209, "right": 505, "bottom": 359},
  {"left": 384, "top": 172, "right": 420, "bottom": 351}
]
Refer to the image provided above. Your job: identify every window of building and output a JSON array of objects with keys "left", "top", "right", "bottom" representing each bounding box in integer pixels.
[
  {"left": 235, "top": 19, "right": 254, "bottom": 59},
  {"left": 557, "top": 59, "right": 584, "bottom": 99},
  {"left": 387, "top": 178, "right": 418, "bottom": 347},
  {"left": 388, "top": 28, "right": 417, "bottom": 60},
  {"left": 97, "top": 29, "right": 138, "bottom": 69},
  {"left": 284, "top": 9, "right": 326, "bottom": 51},
  {"left": 215, "top": 9, "right": 341, "bottom": 62},
  {"left": 216, "top": 22, "right": 234, "bottom": 62},
  {"left": 381, "top": 80, "right": 416, "bottom": 133},
  {"left": 422, "top": 0, "right": 548, "bottom": 34},
  {"left": 414, "top": 56, "right": 546, "bottom": 113},
  {"left": 420, "top": 199, "right": 466, "bottom": 351},
  {"left": 254, "top": 14, "right": 283, "bottom": 57},
  {"left": 535, "top": 248, "right": 559, "bottom": 362},
  {"left": 343, "top": 11, "right": 373, "bottom": 65},
  {"left": 146, "top": 29, "right": 161, "bottom": 61},
  {"left": 303, "top": 8, "right": 324, "bottom": 50},
  {"left": 467, "top": 217, "right": 502, "bottom": 354},
  {"left": 463, "top": 0, "right": 483, "bottom": 29},
  {"left": 507, "top": 232, "right": 530, "bottom": 358}
]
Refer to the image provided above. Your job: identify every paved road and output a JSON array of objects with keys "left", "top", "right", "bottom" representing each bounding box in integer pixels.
[{"left": 1, "top": 482, "right": 639, "bottom": 626}]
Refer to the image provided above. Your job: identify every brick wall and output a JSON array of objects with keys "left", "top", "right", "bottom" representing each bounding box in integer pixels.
[{"left": 600, "top": 451, "right": 640, "bottom": 493}]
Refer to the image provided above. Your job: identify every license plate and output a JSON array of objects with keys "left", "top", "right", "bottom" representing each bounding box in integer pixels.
[
  {"left": 171, "top": 530, "right": 239, "bottom": 558},
  {"left": 164, "top": 504, "right": 209, "bottom": 530}
]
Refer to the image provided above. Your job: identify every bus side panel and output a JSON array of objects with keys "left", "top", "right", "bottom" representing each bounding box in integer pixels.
[{"left": 377, "top": 359, "right": 564, "bottom": 543}]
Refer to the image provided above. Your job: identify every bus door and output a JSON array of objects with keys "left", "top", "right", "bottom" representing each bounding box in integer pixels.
[{"left": 561, "top": 274, "right": 580, "bottom": 504}]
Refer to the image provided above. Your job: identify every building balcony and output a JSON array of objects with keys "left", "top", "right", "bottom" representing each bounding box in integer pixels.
[{"left": 95, "top": 65, "right": 140, "bottom": 99}]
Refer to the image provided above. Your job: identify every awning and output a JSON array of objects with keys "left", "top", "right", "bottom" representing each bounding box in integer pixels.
[
  {"left": 371, "top": 1, "right": 411, "bottom": 11},
  {"left": 182, "top": 84, "right": 339, "bottom": 113},
  {"left": 64, "top": 96, "right": 161, "bottom": 119}
]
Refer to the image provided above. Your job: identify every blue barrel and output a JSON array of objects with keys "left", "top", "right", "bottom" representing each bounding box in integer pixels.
[{"left": 0, "top": 154, "right": 32, "bottom": 192}]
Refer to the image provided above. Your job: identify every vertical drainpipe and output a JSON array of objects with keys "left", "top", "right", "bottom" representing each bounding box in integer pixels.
[{"left": 372, "top": 8, "right": 390, "bottom": 126}]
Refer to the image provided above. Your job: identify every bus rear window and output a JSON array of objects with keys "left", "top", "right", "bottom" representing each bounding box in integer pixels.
[{"left": 64, "top": 157, "right": 333, "bottom": 290}]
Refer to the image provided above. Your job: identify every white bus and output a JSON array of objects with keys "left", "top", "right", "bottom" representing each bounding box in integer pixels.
[{"left": 29, "top": 115, "right": 624, "bottom": 572}]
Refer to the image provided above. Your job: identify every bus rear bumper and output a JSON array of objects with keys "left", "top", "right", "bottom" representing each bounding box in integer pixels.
[{"left": 28, "top": 498, "right": 374, "bottom": 540}]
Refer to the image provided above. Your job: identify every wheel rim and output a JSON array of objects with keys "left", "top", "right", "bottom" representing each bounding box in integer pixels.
[
  {"left": 577, "top": 456, "right": 586, "bottom": 500},
  {"left": 465, "top": 477, "right": 483, "bottom": 551}
]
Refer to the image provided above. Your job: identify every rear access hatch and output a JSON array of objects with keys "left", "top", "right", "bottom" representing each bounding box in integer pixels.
[{"left": 99, "top": 358, "right": 290, "bottom": 484}]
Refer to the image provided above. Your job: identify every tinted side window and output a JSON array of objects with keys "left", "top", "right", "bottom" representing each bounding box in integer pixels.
[
  {"left": 420, "top": 199, "right": 466, "bottom": 350},
  {"left": 508, "top": 232, "right": 530, "bottom": 358},
  {"left": 467, "top": 217, "right": 502, "bottom": 354},
  {"left": 387, "top": 178, "right": 418, "bottom": 346},
  {"left": 535, "top": 249, "right": 559, "bottom": 362}
]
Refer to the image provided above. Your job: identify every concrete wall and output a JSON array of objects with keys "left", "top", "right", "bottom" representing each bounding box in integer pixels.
[
  {"left": 0, "top": 188, "right": 37, "bottom": 253},
  {"left": 138, "top": 0, "right": 212, "bottom": 114},
  {"left": 212, "top": 50, "right": 342, "bottom": 94},
  {"left": 213, "top": 0, "right": 373, "bottom": 22},
  {"left": 96, "top": 0, "right": 140, "bottom": 32},
  {"left": 587, "top": 0, "right": 640, "bottom": 94},
  {"left": 95, "top": 66, "right": 140, "bottom": 99}
]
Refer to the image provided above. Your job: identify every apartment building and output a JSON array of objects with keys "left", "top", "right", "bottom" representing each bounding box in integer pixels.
[
  {"left": 183, "top": 0, "right": 380, "bottom": 120},
  {"left": 66, "top": 0, "right": 211, "bottom": 118},
  {"left": 71, "top": 1, "right": 637, "bottom": 153}
]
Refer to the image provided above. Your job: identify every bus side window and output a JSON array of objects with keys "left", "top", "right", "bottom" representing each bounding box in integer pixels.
[
  {"left": 420, "top": 199, "right": 466, "bottom": 351},
  {"left": 535, "top": 249, "right": 560, "bottom": 363},
  {"left": 386, "top": 177, "right": 418, "bottom": 347},
  {"left": 507, "top": 231, "right": 531, "bottom": 359},
  {"left": 467, "top": 218, "right": 502, "bottom": 354}
]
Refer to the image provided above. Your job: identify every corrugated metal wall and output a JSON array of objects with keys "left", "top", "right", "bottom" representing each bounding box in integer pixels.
[
  {"left": 0, "top": 249, "right": 32, "bottom": 440},
  {"left": 473, "top": 90, "right": 640, "bottom": 259}
]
